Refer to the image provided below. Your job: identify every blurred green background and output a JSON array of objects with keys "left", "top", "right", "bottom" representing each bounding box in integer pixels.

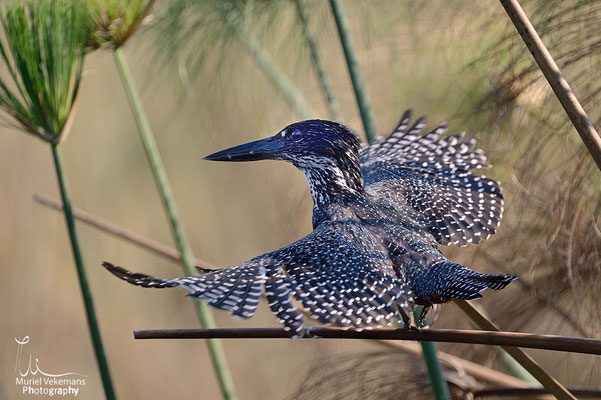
[{"left": 1, "top": 1, "right": 600, "bottom": 399}]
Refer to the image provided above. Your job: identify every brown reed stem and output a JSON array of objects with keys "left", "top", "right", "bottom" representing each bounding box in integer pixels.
[
  {"left": 499, "top": 0, "right": 601, "bottom": 170},
  {"left": 133, "top": 327, "right": 601, "bottom": 356},
  {"left": 474, "top": 386, "right": 601, "bottom": 398},
  {"left": 33, "top": 194, "right": 212, "bottom": 268}
]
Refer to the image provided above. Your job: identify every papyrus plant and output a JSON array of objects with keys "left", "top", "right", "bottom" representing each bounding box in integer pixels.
[
  {"left": 0, "top": 0, "right": 85, "bottom": 143},
  {"left": 0, "top": 1, "right": 116, "bottom": 399},
  {"left": 86, "top": 0, "right": 152, "bottom": 49},
  {"left": 85, "top": 1, "right": 238, "bottom": 399}
]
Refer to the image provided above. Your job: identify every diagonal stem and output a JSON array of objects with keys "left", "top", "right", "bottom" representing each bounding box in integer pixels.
[
  {"left": 294, "top": 0, "right": 344, "bottom": 122},
  {"left": 112, "top": 47, "right": 237, "bottom": 400},
  {"left": 33, "top": 194, "right": 213, "bottom": 269},
  {"left": 498, "top": 0, "right": 601, "bottom": 171},
  {"left": 461, "top": 301, "right": 538, "bottom": 385},
  {"left": 329, "top": 0, "right": 378, "bottom": 142},
  {"left": 455, "top": 300, "right": 576, "bottom": 400},
  {"left": 474, "top": 386, "right": 601, "bottom": 398},
  {"left": 51, "top": 144, "right": 117, "bottom": 400},
  {"left": 219, "top": 6, "right": 313, "bottom": 120},
  {"left": 380, "top": 340, "right": 530, "bottom": 388},
  {"left": 476, "top": 251, "right": 594, "bottom": 339}
]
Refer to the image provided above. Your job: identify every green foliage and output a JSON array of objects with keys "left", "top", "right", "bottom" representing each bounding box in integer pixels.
[
  {"left": 151, "top": 0, "right": 289, "bottom": 76},
  {"left": 86, "top": 0, "right": 150, "bottom": 49},
  {"left": 0, "top": 0, "right": 87, "bottom": 142}
]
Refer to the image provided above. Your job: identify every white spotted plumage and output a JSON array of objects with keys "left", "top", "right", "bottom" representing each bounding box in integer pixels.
[
  {"left": 103, "top": 110, "right": 516, "bottom": 337},
  {"left": 361, "top": 109, "right": 504, "bottom": 247}
]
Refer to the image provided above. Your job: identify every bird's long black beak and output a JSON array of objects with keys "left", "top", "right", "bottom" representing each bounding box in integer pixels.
[{"left": 203, "top": 137, "right": 284, "bottom": 162}]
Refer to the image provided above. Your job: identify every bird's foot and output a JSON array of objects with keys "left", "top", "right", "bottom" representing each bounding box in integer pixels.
[
  {"left": 416, "top": 305, "right": 432, "bottom": 329},
  {"left": 405, "top": 324, "right": 423, "bottom": 333},
  {"left": 194, "top": 265, "right": 215, "bottom": 273},
  {"left": 398, "top": 305, "right": 413, "bottom": 329},
  {"left": 303, "top": 327, "right": 321, "bottom": 338}
]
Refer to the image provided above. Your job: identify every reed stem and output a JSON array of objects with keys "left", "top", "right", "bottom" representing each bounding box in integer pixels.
[
  {"left": 133, "top": 327, "right": 601, "bottom": 355},
  {"left": 51, "top": 144, "right": 117, "bottom": 400},
  {"left": 464, "top": 301, "right": 538, "bottom": 385},
  {"left": 499, "top": 0, "right": 601, "bottom": 171},
  {"left": 421, "top": 341, "right": 451, "bottom": 400},
  {"left": 328, "top": 2, "right": 445, "bottom": 394},
  {"left": 329, "top": 0, "right": 378, "bottom": 141},
  {"left": 219, "top": 7, "right": 313, "bottom": 120},
  {"left": 455, "top": 300, "right": 576, "bottom": 400},
  {"left": 294, "top": 0, "right": 343, "bottom": 122},
  {"left": 112, "top": 47, "right": 237, "bottom": 400},
  {"left": 414, "top": 307, "right": 451, "bottom": 400}
]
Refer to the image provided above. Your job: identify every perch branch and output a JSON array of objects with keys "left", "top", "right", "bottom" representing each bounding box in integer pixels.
[
  {"left": 133, "top": 327, "right": 601, "bottom": 356},
  {"left": 474, "top": 386, "right": 601, "bottom": 398}
]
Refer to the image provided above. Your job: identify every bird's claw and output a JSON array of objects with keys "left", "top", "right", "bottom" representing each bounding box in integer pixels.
[
  {"left": 303, "top": 327, "right": 321, "bottom": 338},
  {"left": 403, "top": 324, "right": 423, "bottom": 333}
]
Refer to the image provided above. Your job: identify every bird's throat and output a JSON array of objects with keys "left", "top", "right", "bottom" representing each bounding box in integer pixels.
[{"left": 302, "top": 160, "right": 364, "bottom": 225}]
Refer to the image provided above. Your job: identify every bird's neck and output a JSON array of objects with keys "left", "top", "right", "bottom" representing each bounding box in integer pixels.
[{"left": 301, "top": 159, "right": 365, "bottom": 226}]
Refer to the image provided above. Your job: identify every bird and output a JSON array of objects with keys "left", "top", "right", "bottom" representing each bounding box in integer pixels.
[{"left": 103, "top": 110, "right": 517, "bottom": 337}]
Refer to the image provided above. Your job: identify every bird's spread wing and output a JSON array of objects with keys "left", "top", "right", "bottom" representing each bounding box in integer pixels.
[
  {"left": 360, "top": 110, "right": 504, "bottom": 247},
  {"left": 103, "top": 222, "right": 411, "bottom": 337}
]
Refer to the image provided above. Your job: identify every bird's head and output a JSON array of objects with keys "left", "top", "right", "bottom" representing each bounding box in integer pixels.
[
  {"left": 205, "top": 119, "right": 365, "bottom": 202},
  {"left": 204, "top": 120, "right": 361, "bottom": 167}
]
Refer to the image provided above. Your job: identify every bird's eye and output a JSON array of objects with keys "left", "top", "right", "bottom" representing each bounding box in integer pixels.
[{"left": 291, "top": 129, "right": 303, "bottom": 141}]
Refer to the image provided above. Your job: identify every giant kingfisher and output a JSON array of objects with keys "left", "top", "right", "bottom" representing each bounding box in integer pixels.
[{"left": 103, "top": 110, "right": 517, "bottom": 337}]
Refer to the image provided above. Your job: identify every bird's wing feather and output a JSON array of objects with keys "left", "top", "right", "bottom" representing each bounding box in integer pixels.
[
  {"left": 103, "top": 222, "right": 412, "bottom": 337},
  {"left": 360, "top": 110, "right": 503, "bottom": 247},
  {"left": 263, "top": 222, "right": 412, "bottom": 336}
]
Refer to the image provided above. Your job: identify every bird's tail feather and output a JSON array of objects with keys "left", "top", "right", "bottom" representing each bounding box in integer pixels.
[
  {"left": 102, "top": 261, "right": 266, "bottom": 319},
  {"left": 102, "top": 262, "right": 176, "bottom": 288},
  {"left": 468, "top": 272, "right": 518, "bottom": 291},
  {"left": 427, "top": 261, "right": 517, "bottom": 302}
]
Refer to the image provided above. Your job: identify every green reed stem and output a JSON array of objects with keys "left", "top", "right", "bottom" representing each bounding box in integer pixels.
[
  {"left": 414, "top": 307, "right": 451, "bottom": 400},
  {"left": 113, "top": 47, "right": 237, "bottom": 400},
  {"left": 51, "top": 144, "right": 117, "bottom": 400},
  {"left": 329, "top": 1, "right": 446, "bottom": 394},
  {"left": 329, "top": 0, "right": 378, "bottom": 141},
  {"left": 421, "top": 341, "right": 452, "bottom": 400},
  {"left": 219, "top": 8, "right": 313, "bottom": 120},
  {"left": 294, "top": 0, "right": 343, "bottom": 122}
]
